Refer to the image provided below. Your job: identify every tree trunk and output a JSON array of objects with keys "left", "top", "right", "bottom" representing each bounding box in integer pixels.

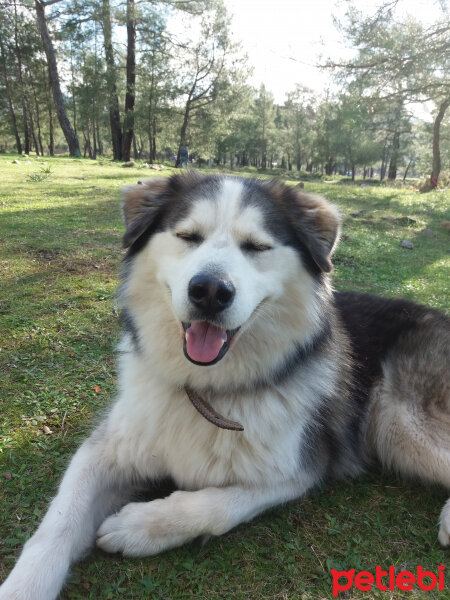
[
  {"left": 101, "top": 0, "right": 122, "bottom": 160},
  {"left": 403, "top": 159, "right": 413, "bottom": 181},
  {"left": 83, "top": 129, "right": 92, "bottom": 159},
  {"left": 92, "top": 119, "right": 98, "bottom": 159},
  {"left": 122, "top": 0, "right": 136, "bottom": 162},
  {"left": 96, "top": 120, "right": 103, "bottom": 155},
  {"left": 431, "top": 97, "right": 450, "bottom": 186},
  {"left": 35, "top": 0, "right": 80, "bottom": 157},
  {"left": 69, "top": 42, "right": 77, "bottom": 134},
  {"left": 28, "top": 107, "right": 39, "bottom": 156},
  {"left": 0, "top": 39, "right": 22, "bottom": 154},
  {"left": 151, "top": 117, "right": 156, "bottom": 162},
  {"left": 380, "top": 141, "right": 388, "bottom": 181},
  {"left": 30, "top": 76, "right": 44, "bottom": 156},
  {"left": 48, "top": 99, "right": 54, "bottom": 156},
  {"left": 325, "top": 159, "right": 334, "bottom": 176},
  {"left": 177, "top": 102, "right": 190, "bottom": 164},
  {"left": 387, "top": 131, "right": 400, "bottom": 180}
]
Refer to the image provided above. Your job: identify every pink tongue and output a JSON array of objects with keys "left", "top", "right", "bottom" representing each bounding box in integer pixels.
[{"left": 186, "top": 322, "right": 227, "bottom": 363}]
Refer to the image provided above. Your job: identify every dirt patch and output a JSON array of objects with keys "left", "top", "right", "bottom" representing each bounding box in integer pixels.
[
  {"left": 34, "top": 249, "right": 61, "bottom": 260},
  {"left": 30, "top": 248, "right": 118, "bottom": 275}
]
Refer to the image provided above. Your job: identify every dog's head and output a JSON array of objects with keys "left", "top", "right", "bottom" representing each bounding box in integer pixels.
[{"left": 121, "top": 173, "right": 340, "bottom": 382}]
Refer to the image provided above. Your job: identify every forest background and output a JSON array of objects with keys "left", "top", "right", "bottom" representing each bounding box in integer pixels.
[{"left": 0, "top": 0, "right": 449, "bottom": 186}]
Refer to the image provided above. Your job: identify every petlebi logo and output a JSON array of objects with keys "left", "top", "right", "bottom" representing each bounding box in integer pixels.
[{"left": 330, "top": 564, "right": 446, "bottom": 596}]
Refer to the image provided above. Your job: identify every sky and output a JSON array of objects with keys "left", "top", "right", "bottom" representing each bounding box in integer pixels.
[{"left": 223, "top": 0, "right": 446, "bottom": 111}]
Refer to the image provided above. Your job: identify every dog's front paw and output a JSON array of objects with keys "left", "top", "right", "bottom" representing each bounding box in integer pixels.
[
  {"left": 438, "top": 498, "right": 450, "bottom": 546},
  {"left": 96, "top": 500, "right": 189, "bottom": 557}
]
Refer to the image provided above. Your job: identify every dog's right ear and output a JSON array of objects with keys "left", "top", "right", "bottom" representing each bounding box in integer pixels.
[{"left": 121, "top": 177, "right": 169, "bottom": 248}]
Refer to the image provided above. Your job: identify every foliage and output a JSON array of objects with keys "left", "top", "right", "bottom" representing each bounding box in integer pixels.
[
  {"left": 0, "top": 0, "right": 448, "bottom": 180},
  {"left": 326, "top": 1, "right": 450, "bottom": 181}
]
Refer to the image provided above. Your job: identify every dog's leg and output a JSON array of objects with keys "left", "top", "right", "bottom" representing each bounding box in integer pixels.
[
  {"left": 97, "top": 477, "right": 314, "bottom": 557},
  {"left": 368, "top": 349, "right": 450, "bottom": 547},
  {"left": 0, "top": 428, "right": 130, "bottom": 600}
]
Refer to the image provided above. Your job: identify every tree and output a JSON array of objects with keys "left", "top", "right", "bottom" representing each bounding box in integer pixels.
[
  {"left": 136, "top": 8, "right": 172, "bottom": 162},
  {"left": 122, "top": 0, "right": 136, "bottom": 161},
  {"left": 35, "top": 0, "right": 81, "bottom": 157},
  {"left": 326, "top": 2, "right": 450, "bottom": 184},
  {"left": 334, "top": 93, "right": 382, "bottom": 180},
  {"left": 100, "top": 0, "right": 123, "bottom": 160},
  {"left": 313, "top": 98, "right": 340, "bottom": 175},
  {"left": 284, "top": 85, "right": 315, "bottom": 171},
  {"left": 0, "top": 34, "right": 22, "bottom": 154},
  {"left": 173, "top": 1, "right": 234, "bottom": 164},
  {"left": 0, "top": 1, "right": 59, "bottom": 156},
  {"left": 253, "top": 85, "right": 276, "bottom": 168}
]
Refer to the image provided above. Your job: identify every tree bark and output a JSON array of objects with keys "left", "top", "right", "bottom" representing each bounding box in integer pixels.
[
  {"left": 430, "top": 97, "right": 450, "bottom": 186},
  {"left": 122, "top": 0, "right": 136, "bottom": 162},
  {"left": 35, "top": 0, "right": 80, "bottom": 157},
  {"left": 101, "top": 0, "right": 122, "bottom": 160}
]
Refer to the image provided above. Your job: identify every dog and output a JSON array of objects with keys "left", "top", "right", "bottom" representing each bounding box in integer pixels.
[{"left": 1, "top": 173, "right": 449, "bottom": 599}]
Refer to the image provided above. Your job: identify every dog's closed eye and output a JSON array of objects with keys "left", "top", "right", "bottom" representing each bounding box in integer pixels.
[
  {"left": 176, "top": 231, "right": 204, "bottom": 245},
  {"left": 240, "top": 240, "right": 273, "bottom": 253}
]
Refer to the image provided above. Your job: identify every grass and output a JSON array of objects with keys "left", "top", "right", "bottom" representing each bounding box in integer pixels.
[{"left": 0, "top": 154, "right": 449, "bottom": 599}]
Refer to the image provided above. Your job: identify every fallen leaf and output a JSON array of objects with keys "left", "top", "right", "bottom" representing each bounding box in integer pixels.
[
  {"left": 3, "top": 473, "right": 12, "bottom": 480},
  {"left": 43, "top": 426, "right": 53, "bottom": 435},
  {"left": 93, "top": 386, "right": 101, "bottom": 393}
]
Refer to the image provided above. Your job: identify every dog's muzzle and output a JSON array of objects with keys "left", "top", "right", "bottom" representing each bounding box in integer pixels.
[{"left": 182, "top": 273, "right": 239, "bottom": 365}]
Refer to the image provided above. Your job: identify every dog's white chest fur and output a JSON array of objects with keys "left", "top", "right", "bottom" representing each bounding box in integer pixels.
[{"left": 107, "top": 347, "right": 320, "bottom": 490}]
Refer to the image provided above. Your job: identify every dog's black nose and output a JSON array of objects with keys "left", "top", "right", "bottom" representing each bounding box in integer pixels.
[{"left": 188, "top": 274, "right": 235, "bottom": 313}]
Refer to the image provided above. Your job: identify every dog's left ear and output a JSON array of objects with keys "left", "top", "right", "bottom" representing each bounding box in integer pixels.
[
  {"left": 290, "top": 190, "right": 341, "bottom": 273},
  {"left": 121, "top": 177, "right": 169, "bottom": 248},
  {"left": 267, "top": 182, "right": 341, "bottom": 273}
]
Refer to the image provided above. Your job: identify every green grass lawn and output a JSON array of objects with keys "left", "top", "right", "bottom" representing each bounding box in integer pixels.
[{"left": 0, "top": 154, "right": 449, "bottom": 599}]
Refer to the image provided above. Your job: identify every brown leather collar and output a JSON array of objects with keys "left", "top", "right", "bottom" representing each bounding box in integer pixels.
[{"left": 185, "top": 387, "right": 244, "bottom": 431}]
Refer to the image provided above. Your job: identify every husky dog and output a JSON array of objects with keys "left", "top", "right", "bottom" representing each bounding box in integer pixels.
[{"left": 1, "top": 173, "right": 449, "bottom": 599}]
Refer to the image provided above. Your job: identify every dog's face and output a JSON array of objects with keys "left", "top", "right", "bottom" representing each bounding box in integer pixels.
[{"left": 121, "top": 174, "right": 340, "bottom": 381}]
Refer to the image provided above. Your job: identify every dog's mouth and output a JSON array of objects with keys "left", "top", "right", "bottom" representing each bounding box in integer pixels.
[{"left": 182, "top": 322, "right": 241, "bottom": 366}]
